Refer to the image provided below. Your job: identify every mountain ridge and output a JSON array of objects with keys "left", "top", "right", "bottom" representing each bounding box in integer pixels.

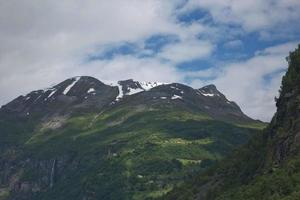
[{"left": 0, "top": 76, "right": 256, "bottom": 125}]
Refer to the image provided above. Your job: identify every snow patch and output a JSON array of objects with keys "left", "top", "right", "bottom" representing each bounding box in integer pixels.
[
  {"left": 170, "top": 86, "right": 176, "bottom": 89},
  {"left": 63, "top": 77, "right": 81, "bottom": 95},
  {"left": 171, "top": 95, "right": 182, "bottom": 100},
  {"left": 202, "top": 93, "right": 215, "bottom": 97},
  {"left": 139, "top": 81, "right": 164, "bottom": 90},
  {"left": 110, "top": 80, "right": 167, "bottom": 102},
  {"left": 198, "top": 90, "right": 215, "bottom": 97},
  {"left": 87, "top": 88, "right": 96, "bottom": 94},
  {"left": 127, "top": 88, "right": 144, "bottom": 95},
  {"left": 160, "top": 97, "right": 167, "bottom": 99},
  {"left": 170, "top": 86, "right": 180, "bottom": 90},
  {"left": 116, "top": 84, "right": 124, "bottom": 101},
  {"left": 47, "top": 89, "right": 56, "bottom": 98}
]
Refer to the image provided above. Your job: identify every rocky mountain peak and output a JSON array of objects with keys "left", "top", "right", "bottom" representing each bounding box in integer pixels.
[
  {"left": 198, "top": 84, "right": 225, "bottom": 98},
  {"left": 0, "top": 76, "right": 255, "bottom": 124},
  {"left": 117, "top": 79, "right": 144, "bottom": 95},
  {"left": 202, "top": 84, "right": 217, "bottom": 90},
  {"left": 114, "top": 79, "right": 165, "bottom": 100}
]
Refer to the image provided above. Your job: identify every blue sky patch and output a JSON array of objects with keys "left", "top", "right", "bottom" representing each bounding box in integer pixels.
[
  {"left": 144, "top": 34, "right": 179, "bottom": 52},
  {"left": 87, "top": 42, "right": 138, "bottom": 61},
  {"left": 178, "top": 8, "right": 211, "bottom": 24}
]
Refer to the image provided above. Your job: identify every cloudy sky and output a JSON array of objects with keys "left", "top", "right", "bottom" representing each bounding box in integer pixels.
[{"left": 0, "top": 0, "right": 299, "bottom": 121}]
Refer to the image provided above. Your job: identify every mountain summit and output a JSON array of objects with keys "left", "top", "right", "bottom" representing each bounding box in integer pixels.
[{"left": 1, "top": 76, "right": 254, "bottom": 124}]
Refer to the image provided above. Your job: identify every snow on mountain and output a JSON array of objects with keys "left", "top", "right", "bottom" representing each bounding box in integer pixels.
[
  {"left": 201, "top": 93, "right": 215, "bottom": 97},
  {"left": 197, "top": 85, "right": 221, "bottom": 97},
  {"left": 127, "top": 87, "right": 144, "bottom": 95},
  {"left": 116, "top": 84, "right": 124, "bottom": 101},
  {"left": 0, "top": 76, "right": 255, "bottom": 124},
  {"left": 139, "top": 81, "right": 164, "bottom": 90},
  {"left": 87, "top": 88, "right": 96, "bottom": 94},
  {"left": 63, "top": 77, "right": 81, "bottom": 95},
  {"left": 47, "top": 89, "right": 57, "bottom": 98},
  {"left": 171, "top": 94, "right": 183, "bottom": 100},
  {"left": 112, "top": 79, "right": 166, "bottom": 101}
]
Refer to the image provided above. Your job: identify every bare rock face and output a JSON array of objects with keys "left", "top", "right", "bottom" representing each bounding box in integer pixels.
[
  {"left": 1, "top": 152, "right": 78, "bottom": 199},
  {"left": 266, "top": 45, "right": 300, "bottom": 165},
  {"left": 268, "top": 92, "right": 300, "bottom": 164},
  {"left": 40, "top": 116, "right": 69, "bottom": 131},
  {"left": 117, "top": 79, "right": 144, "bottom": 94}
]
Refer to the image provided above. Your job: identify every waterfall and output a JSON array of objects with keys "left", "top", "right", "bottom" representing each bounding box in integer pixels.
[{"left": 50, "top": 159, "right": 56, "bottom": 188}]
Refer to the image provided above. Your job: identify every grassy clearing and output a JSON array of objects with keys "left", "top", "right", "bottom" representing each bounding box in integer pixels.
[{"left": 236, "top": 122, "right": 268, "bottom": 130}]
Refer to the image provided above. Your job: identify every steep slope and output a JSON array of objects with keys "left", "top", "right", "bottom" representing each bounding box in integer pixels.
[
  {"left": 0, "top": 77, "right": 264, "bottom": 200},
  {"left": 163, "top": 44, "right": 300, "bottom": 200},
  {"left": 0, "top": 76, "right": 118, "bottom": 119}
]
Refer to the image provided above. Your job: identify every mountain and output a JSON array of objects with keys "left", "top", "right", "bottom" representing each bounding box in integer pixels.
[
  {"left": 0, "top": 76, "right": 264, "bottom": 200},
  {"left": 163, "top": 44, "right": 300, "bottom": 200},
  {"left": 1, "top": 77, "right": 253, "bottom": 124}
]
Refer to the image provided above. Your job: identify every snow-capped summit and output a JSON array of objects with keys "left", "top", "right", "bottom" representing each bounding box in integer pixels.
[
  {"left": 0, "top": 76, "right": 253, "bottom": 124},
  {"left": 197, "top": 84, "right": 228, "bottom": 98},
  {"left": 114, "top": 79, "right": 165, "bottom": 101},
  {"left": 139, "top": 81, "right": 165, "bottom": 90}
]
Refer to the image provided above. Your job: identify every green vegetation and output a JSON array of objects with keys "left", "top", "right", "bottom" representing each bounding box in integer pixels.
[
  {"left": 235, "top": 121, "right": 267, "bottom": 130},
  {"left": 0, "top": 103, "right": 262, "bottom": 200}
]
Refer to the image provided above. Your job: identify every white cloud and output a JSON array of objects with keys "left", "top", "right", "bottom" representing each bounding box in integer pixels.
[
  {"left": 256, "top": 42, "right": 299, "bottom": 56},
  {"left": 181, "top": 0, "right": 300, "bottom": 35},
  {"left": 75, "top": 55, "right": 183, "bottom": 84},
  {"left": 159, "top": 39, "right": 214, "bottom": 63},
  {"left": 184, "top": 68, "right": 218, "bottom": 79}
]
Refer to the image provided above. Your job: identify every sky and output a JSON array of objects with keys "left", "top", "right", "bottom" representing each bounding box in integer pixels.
[{"left": 0, "top": 0, "right": 299, "bottom": 121}]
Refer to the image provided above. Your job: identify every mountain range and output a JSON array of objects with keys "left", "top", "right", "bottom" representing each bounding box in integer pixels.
[
  {"left": 0, "top": 76, "right": 264, "bottom": 199},
  {"left": 1, "top": 77, "right": 254, "bottom": 124}
]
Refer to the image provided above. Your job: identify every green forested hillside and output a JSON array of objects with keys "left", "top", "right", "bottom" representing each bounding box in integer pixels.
[{"left": 0, "top": 80, "right": 263, "bottom": 200}]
